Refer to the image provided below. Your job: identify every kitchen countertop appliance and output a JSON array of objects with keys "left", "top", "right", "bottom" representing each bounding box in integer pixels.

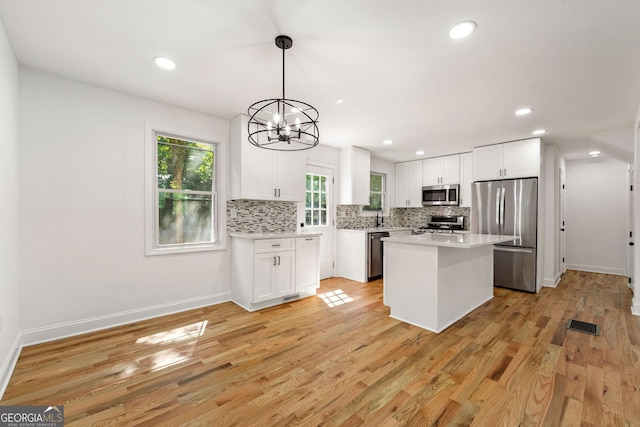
[
  {"left": 367, "top": 231, "right": 389, "bottom": 280},
  {"left": 412, "top": 215, "right": 465, "bottom": 235},
  {"left": 471, "top": 177, "right": 538, "bottom": 292}
]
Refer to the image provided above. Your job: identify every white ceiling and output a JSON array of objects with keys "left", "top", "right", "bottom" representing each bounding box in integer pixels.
[{"left": 1, "top": 0, "right": 639, "bottom": 163}]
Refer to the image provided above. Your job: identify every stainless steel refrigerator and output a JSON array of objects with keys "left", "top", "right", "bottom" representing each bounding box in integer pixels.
[{"left": 472, "top": 178, "right": 538, "bottom": 292}]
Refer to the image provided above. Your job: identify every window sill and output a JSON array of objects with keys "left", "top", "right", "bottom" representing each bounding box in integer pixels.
[{"left": 145, "top": 242, "right": 226, "bottom": 256}]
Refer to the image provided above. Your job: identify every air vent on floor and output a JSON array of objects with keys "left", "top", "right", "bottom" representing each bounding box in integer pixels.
[
  {"left": 283, "top": 294, "right": 300, "bottom": 302},
  {"left": 566, "top": 319, "right": 601, "bottom": 336}
]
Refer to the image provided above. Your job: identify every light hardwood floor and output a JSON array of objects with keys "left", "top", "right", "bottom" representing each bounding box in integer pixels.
[{"left": 2, "top": 270, "right": 639, "bottom": 426}]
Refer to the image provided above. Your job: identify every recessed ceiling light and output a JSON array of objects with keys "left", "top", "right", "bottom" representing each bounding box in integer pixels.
[
  {"left": 448, "top": 21, "right": 477, "bottom": 40},
  {"left": 383, "top": 140, "right": 393, "bottom": 145},
  {"left": 154, "top": 56, "right": 176, "bottom": 70},
  {"left": 589, "top": 151, "right": 601, "bottom": 157},
  {"left": 515, "top": 108, "right": 532, "bottom": 116},
  {"left": 532, "top": 129, "right": 546, "bottom": 135},
  {"left": 336, "top": 99, "right": 344, "bottom": 104},
  {"left": 416, "top": 150, "right": 425, "bottom": 155}
]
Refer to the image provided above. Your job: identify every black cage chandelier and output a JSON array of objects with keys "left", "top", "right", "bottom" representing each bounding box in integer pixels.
[{"left": 247, "top": 35, "right": 319, "bottom": 151}]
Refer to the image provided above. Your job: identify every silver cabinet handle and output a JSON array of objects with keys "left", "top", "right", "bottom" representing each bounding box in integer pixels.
[
  {"left": 274, "top": 188, "right": 277, "bottom": 197},
  {"left": 272, "top": 244, "right": 281, "bottom": 247},
  {"left": 273, "top": 256, "right": 277, "bottom": 265},
  {"left": 494, "top": 247, "right": 534, "bottom": 254},
  {"left": 305, "top": 238, "right": 313, "bottom": 241},
  {"left": 278, "top": 188, "right": 281, "bottom": 197},
  {"left": 503, "top": 168, "right": 507, "bottom": 176},
  {"left": 277, "top": 256, "right": 281, "bottom": 265}
]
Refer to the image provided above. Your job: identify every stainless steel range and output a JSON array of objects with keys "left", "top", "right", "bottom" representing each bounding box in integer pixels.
[{"left": 412, "top": 215, "right": 465, "bottom": 235}]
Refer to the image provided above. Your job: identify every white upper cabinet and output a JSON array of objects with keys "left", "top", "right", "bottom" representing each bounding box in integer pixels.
[
  {"left": 473, "top": 138, "right": 541, "bottom": 181},
  {"left": 423, "top": 154, "right": 460, "bottom": 186},
  {"left": 459, "top": 152, "right": 473, "bottom": 207},
  {"left": 395, "top": 160, "right": 423, "bottom": 207},
  {"left": 230, "top": 114, "right": 305, "bottom": 201},
  {"left": 340, "top": 146, "right": 370, "bottom": 205}
]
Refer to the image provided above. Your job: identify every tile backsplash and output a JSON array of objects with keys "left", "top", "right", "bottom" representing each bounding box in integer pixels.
[
  {"left": 227, "top": 200, "right": 297, "bottom": 233},
  {"left": 336, "top": 205, "right": 471, "bottom": 230}
]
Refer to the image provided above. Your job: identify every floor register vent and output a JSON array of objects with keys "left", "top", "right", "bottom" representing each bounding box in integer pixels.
[
  {"left": 566, "top": 319, "right": 601, "bottom": 336},
  {"left": 283, "top": 294, "right": 300, "bottom": 302}
]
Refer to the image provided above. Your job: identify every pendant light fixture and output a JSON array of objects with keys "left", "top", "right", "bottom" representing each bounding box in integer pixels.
[{"left": 247, "top": 35, "right": 320, "bottom": 151}]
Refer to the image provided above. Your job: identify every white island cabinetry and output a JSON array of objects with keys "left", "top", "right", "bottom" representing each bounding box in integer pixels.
[
  {"left": 231, "top": 234, "right": 320, "bottom": 311},
  {"left": 383, "top": 233, "right": 513, "bottom": 333}
]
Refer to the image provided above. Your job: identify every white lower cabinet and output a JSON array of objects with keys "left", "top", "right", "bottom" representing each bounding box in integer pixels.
[
  {"left": 231, "top": 235, "right": 320, "bottom": 311},
  {"left": 253, "top": 251, "right": 295, "bottom": 303}
]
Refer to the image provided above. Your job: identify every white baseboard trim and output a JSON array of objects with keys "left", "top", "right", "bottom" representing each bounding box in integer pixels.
[
  {"left": 565, "top": 264, "right": 627, "bottom": 277},
  {"left": 632, "top": 298, "right": 640, "bottom": 316},
  {"left": 543, "top": 273, "right": 561, "bottom": 288},
  {"left": 21, "top": 292, "right": 231, "bottom": 347},
  {"left": 0, "top": 333, "right": 23, "bottom": 400}
]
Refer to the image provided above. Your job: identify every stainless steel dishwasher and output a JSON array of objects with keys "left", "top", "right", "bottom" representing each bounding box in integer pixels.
[{"left": 368, "top": 231, "right": 389, "bottom": 280}]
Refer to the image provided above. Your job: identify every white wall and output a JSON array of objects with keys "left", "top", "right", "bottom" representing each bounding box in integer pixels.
[
  {"left": 565, "top": 156, "right": 629, "bottom": 275},
  {"left": 543, "top": 144, "right": 566, "bottom": 287},
  {"left": 18, "top": 69, "right": 231, "bottom": 343},
  {"left": 0, "top": 18, "right": 21, "bottom": 394}
]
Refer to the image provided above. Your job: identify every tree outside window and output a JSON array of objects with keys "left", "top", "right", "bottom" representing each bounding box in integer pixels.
[
  {"left": 363, "top": 172, "right": 385, "bottom": 211},
  {"left": 156, "top": 135, "right": 216, "bottom": 246}
]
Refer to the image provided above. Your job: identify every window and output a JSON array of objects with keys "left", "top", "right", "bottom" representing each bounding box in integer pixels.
[
  {"left": 305, "top": 173, "right": 328, "bottom": 226},
  {"left": 146, "top": 130, "right": 219, "bottom": 255},
  {"left": 363, "top": 172, "right": 385, "bottom": 211}
]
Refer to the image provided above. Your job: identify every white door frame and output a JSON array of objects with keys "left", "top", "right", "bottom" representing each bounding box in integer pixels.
[
  {"left": 302, "top": 162, "right": 336, "bottom": 279},
  {"left": 560, "top": 167, "right": 567, "bottom": 275}
]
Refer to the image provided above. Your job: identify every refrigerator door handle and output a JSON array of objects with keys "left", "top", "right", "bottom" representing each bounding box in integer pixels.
[
  {"left": 499, "top": 186, "right": 506, "bottom": 232},
  {"left": 494, "top": 247, "right": 534, "bottom": 254},
  {"left": 495, "top": 187, "right": 501, "bottom": 228}
]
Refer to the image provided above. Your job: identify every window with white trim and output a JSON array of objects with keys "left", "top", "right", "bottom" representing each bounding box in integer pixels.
[
  {"left": 305, "top": 172, "right": 328, "bottom": 226},
  {"left": 147, "top": 131, "right": 219, "bottom": 255},
  {"left": 363, "top": 172, "right": 385, "bottom": 211}
]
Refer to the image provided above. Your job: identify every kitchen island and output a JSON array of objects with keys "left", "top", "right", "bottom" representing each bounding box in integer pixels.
[{"left": 382, "top": 233, "right": 513, "bottom": 333}]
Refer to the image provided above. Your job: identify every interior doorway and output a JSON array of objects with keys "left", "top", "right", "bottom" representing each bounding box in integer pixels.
[{"left": 629, "top": 166, "right": 635, "bottom": 288}]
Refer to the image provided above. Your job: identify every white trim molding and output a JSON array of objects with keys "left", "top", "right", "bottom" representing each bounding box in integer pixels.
[
  {"left": 21, "top": 292, "right": 231, "bottom": 346},
  {"left": 0, "top": 333, "right": 23, "bottom": 400},
  {"left": 565, "top": 264, "right": 627, "bottom": 277},
  {"left": 543, "top": 273, "right": 561, "bottom": 288},
  {"left": 632, "top": 297, "right": 640, "bottom": 316}
]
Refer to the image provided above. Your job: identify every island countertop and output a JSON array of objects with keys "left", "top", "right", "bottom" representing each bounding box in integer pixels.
[{"left": 381, "top": 233, "right": 514, "bottom": 249}]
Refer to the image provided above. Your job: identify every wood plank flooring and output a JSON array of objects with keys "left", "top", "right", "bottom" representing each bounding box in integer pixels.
[{"left": 2, "top": 269, "right": 639, "bottom": 426}]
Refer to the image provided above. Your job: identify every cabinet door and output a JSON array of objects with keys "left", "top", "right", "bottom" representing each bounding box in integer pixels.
[
  {"left": 503, "top": 139, "right": 540, "bottom": 178},
  {"left": 441, "top": 154, "right": 460, "bottom": 184},
  {"left": 242, "top": 143, "right": 276, "bottom": 200},
  {"left": 473, "top": 145, "right": 503, "bottom": 181},
  {"left": 275, "top": 150, "right": 305, "bottom": 201},
  {"left": 253, "top": 253, "right": 277, "bottom": 302},
  {"left": 395, "top": 162, "right": 409, "bottom": 207},
  {"left": 459, "top": 152, "right": 473, "bottom": 207},
  {"left": 275, "top": 251, "right": 296, "bottom": 297},
  {"left": 422, "top": 157, "right": 442, "bottom": 186},
  {"left": 296, "top": 237, "right": 319, "bottom": 289},
  {"left": 407, "top": 160, "right": 423, "bottom": 207}
]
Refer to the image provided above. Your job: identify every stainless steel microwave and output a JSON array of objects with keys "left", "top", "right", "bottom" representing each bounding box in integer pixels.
[{"left": 422, "top": 184, "right": 460, "bottom": 206}]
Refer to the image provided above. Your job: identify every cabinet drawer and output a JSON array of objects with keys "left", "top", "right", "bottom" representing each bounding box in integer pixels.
[{"left": 254, "top": 238, "right": 295, "bottom": 253}]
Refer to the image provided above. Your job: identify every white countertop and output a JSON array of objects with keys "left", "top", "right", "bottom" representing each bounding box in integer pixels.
[
  {"left": 338, "top": 227, "right": 413, "bottom": 233},
  {"left": 381, "top": 233, "right": 514, "bottom": 249},
  {"left": 229, "top": 231, "right": 322, "bottom": 240}
]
